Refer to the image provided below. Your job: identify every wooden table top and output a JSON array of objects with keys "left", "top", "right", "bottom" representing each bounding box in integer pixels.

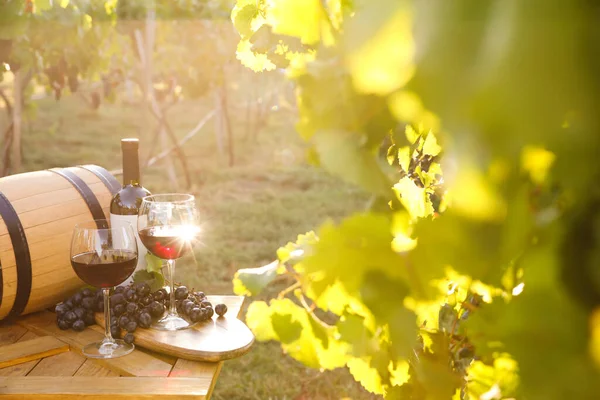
[{"left": 0, "top": 295, "right": 246, "bottom": 399}]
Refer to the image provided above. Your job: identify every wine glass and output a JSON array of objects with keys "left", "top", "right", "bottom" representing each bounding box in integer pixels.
[
  {"left": 138, "top": 194, "right": 200, "bottom": 331},
  {"left": 70, "top": 219, "right": 138, "bottom": 358}
]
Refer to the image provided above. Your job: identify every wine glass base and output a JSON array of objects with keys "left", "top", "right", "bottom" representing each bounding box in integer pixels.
[
  {"left": 83, "top": 340, "right": 134, "bottom": 359},
  {"left": 152, "top": 313, "right": 196, "bottom": 331}
]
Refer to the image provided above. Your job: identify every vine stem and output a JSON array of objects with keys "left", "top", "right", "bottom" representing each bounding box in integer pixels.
[
  {"left": 277, "top": 281, "right": 301, "bottom": 299},
  {"left": 299, "top": 293, "right": 333, "bottom": 329}
]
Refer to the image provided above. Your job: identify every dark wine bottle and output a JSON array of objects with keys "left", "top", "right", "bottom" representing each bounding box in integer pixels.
[{"left": 110, "top": 138, "right": 151, "bottom": 283}]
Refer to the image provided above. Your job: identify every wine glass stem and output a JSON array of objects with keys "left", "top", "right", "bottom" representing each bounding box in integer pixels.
[
  {"left": 103, "top": 288, "right": 114, "bottom": 344},
  {"left": 167, "top": 259, "right": 177, "bottom": 316}
]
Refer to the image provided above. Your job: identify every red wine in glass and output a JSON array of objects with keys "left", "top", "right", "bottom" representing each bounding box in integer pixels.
[
  {"left": 70, "top": 219, "right": 138, "bottom": 359},
  {"left": 138, "top": 194, "right": 200, "bottom": 331},
  {"left": 72, "top": 250, "right": 138, "bottom": 288},
  {"left": 138, "top": 225, "right": 201, "bottom": 260}
]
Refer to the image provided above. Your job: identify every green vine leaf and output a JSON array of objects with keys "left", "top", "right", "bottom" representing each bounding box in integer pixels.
[
  {"left": 145, "top": 253, "right": 163, "bottom": 274},
  {"left": 132, "top": 270, "right": 165, "bottom": 293},
  {"left": 233, "top": 260, "right": 282, "bottom": 297},
  {"left": 312, "top": 130, "right": 393, "bottom": 197}
]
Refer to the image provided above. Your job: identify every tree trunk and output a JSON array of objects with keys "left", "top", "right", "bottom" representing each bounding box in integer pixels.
[{"left": 11, "top": 69, "right": 22, "bottom": 173}]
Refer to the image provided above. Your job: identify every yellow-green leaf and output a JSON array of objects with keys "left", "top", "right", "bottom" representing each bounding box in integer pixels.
[
  {"left": 393, "top": 176, "right": 434, "bottom": 219},
  {"left": 346, "top": 2, "right": 415, "bottom": 95},
  {"left": 422, "top": 132, "right": 442, "bottom": 156},
  {"left": 268, "top": 0, "right": 334, "bottom": 45}
]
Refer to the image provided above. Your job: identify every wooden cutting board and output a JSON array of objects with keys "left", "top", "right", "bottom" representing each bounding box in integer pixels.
[{"left": 96, "top": 295, "right": 254, "bottom": 362}]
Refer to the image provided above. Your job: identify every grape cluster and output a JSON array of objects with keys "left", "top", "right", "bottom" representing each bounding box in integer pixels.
[
  {"left": 55, "top": 283, "right": 228, "bottom": 345},
  {"left": 55, "top": 288, "right": 102, "bottom": 332},
  {"left": 172, "top": 285, "right": 227, "bottom": 321}
]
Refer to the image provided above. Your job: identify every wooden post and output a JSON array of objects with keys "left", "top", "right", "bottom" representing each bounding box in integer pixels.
[
  {"left": 11, "top": 69, "right": 22, "bottom": 173},
  {"left": 214, "top": 88, "right": 224, "bottom": 155}
]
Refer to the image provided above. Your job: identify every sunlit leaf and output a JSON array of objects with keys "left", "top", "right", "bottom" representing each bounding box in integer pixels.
[
  {"left": 271, "top": 312, "right": 302, "bottom": 343},
  {"left": 347, "top": 357, "right": 384, "bottom": 395},
  {"left": 393, "top": 176, "right": 434, "bottom": 219},
  {"left": 422, "top": 132, "right": 441, "bottom": 157},
  {"left": 397, "top": 146, "right": 411, "bottom": 172},
  {"left": 521, "top": 146, "right": 555, "bottom": 184},
  {"left": 345, "top": 0, "right": 414, "bottom": 95},
  {"left": 268, "top": 0, "right": 334, "bottom": 46},
  {"left": 233, "top": 260, "right": 281, "bottom": 296},
  {"left": 405, "top": 125, "right": 419, "bottom": 144},
  {"left": 389, "top": 90, "right": 423, "bottom": 122},
  {"left": 389, "top": 360, "right": 410, "bottom": 387},
  {"left": 236, "top": 39, "right": 276, "bottom": 72},
  {"left": 312, "top": 130, "right": 392, "bottom": 197},
  {"left": 446, "top": 164, "right": 506, "bottom": 222},
  {"left": 232, "top": 3, "right": 259, "bottom": 38},
  {"left": 145, "top": 253, "right": 163, "bottom": 274},
  {"left": 246, "top": 301, "right": 277, "bottom": 341}
]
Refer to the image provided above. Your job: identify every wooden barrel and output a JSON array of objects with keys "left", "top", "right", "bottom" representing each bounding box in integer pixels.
[{"left": 0, "top": 165, "right": 121, "bottom": 321}]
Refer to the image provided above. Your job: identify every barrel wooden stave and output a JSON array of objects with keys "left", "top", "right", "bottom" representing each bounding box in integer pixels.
[{"left": 0, "top": 166, "right": 116, "bottom": 320}]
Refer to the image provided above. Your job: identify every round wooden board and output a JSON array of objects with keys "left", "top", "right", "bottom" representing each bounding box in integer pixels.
[{"left": 96, "top": 295, "right": 254, "bottom": 362}]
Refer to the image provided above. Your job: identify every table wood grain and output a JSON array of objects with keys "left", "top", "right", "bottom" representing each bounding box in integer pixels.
[{"left": 0, "top": 295, "right": 249, "bottom": 399}]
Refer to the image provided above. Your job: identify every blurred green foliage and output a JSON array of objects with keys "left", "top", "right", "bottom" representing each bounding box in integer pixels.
[{"left": 232, "top": 0, "right": 600, "bottom": 398}]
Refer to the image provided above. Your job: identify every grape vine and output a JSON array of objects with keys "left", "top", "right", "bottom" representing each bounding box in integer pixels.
[{"left": 231, "top": 0, "right": 600, "bottom": 399}]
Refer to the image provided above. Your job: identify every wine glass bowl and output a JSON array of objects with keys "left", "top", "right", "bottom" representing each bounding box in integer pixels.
[
  {"left": 70, "top": 219, "right": 138, "bottom": 359},
  {"left": 138, "top": 194, "right": 200, "bottom": 331}
]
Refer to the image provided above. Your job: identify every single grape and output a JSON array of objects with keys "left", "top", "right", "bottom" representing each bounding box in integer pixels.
[
  {"left": 200, "top": 300, "right": 211, "bottom": 309},
  {"left": 137, "top": 283, "right": 151, "bottom": 297},
  {"left": 64, "top": 299, "right": 74, "bottom": 309},
  {"left": 200, "top": 308, "right": 210, "bottom": 321},
  {"left": 175, "top": 286, "right": 189, "bottom": 300},
  {"left": 73, "top": 307, "right": 86, "bottom": 320},
  {"left": 189, "top": 307, "right": 201, "bottom": 322},
  {"left": 72, "top": 292, "right": 83, "bottom": 306},
  {"left": 125, "top": 321, "right": 137, "bottom": 333},
  {"left": 205, "top": 307, "right": 214, "bottom": 319},
  {"left": 183, "top": 302, "right": 194, "bottom": 316},
  {"left": 150, "top": 301, "right": 165, "bottom": 318},
  {"left": 64, "top": 311, "right": 77, "bottom": 323},
  {"left": 138, "top": 312, "right": 152, "bottom": 329},
  {"left": 110, "top": 325, "right": 121, "bottom": 339},
  {"left": 58, "top": 319, "right": 71, "bottom": 330},
  {"left": 126, "top": 302, "right": 138, "bottom": 314},
  {"left": 125, "top": 289, "right": 136, "bottom": 301},
  {"left": 81, "top": 288, "right": 94, "bottom": 297},
  {"left": 55, "top": 303, "right": 70, "bottom": 316},
  {"left": 215, "top": 304, "right": 227, "bottom": 317},
  {"left": 141, "top": 295, "right": 153, "bottom": 306},
  {"left": 119, "top": 315, "right": 130, "bottom": 329},
  {"left": 81, "top": 297, "right": 95, "bottom": 311},
  {"left": 194, "top": 291, "right": 206, "bottom": 299},
  {"left": 114, "top": 286, "right": 126, "bottom": 294},
  {"left": 95, "top": 300, "right": 104, "bottom": 312},
  {"left": 123, "top": 333, "right": 135, "bottom": 344},
  {"left": 72, "top": 320, "right": 86, "bottom": 332},
  {"left": 113, "top": 304, "right": 126, "bottom": 316},
  {"left": 153, "top": 290, "right": 165, "bottom": 302},
  {"left": 83, "top": 311, "right": 96, "bottom": 326},
  {"left": 110, "top": 293, "right": 126, "bottom": 306}
]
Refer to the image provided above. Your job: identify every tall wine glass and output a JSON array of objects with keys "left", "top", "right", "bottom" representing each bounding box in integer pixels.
[
  {"left": 138, "top": 194, "right": 200, "bottom": 331},
  {"left": 71, "top": 220, "right": 138, "bottom": 358}
]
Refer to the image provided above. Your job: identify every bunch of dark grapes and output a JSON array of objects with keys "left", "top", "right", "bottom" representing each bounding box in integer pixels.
[
  {"left": 171, "top": 285, "right": 227, "bottom": 322},
  {"left": 56, "top": 282, "right": 228, "bottom": 346},
  {"left": 55, "top": 288, "right": 102, "bottom": 332}
]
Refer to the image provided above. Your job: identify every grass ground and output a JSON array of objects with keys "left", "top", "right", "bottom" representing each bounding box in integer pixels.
[{"left": 13, "top": 90, "right": 380, "bottom": 399}]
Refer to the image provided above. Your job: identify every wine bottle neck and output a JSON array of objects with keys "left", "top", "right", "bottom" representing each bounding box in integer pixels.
[{"left": 122, "top": 147, "right": 141, "bottom": 186}]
